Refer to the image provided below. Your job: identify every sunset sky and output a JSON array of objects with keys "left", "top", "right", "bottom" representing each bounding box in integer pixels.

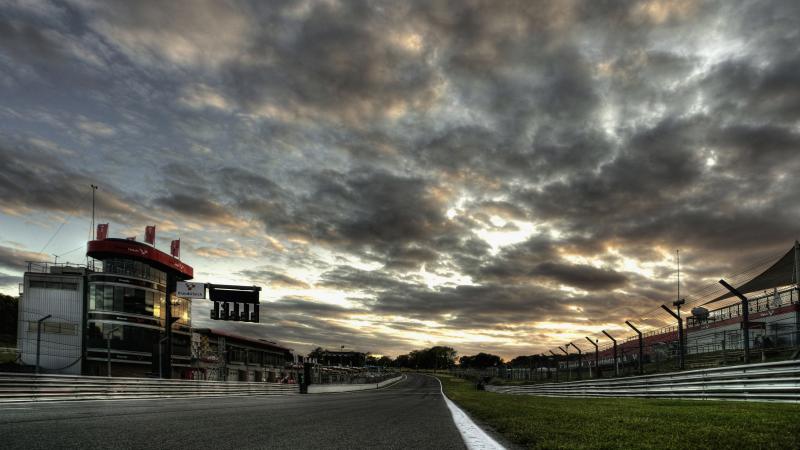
[{"left": 1, "top": 0, "right": 799, "bottom": 359}]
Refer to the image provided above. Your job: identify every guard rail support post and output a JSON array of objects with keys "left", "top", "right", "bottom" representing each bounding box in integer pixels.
[
  {"left": 602, "top": 330, "right": 619, "bottom": 376},
  {"left": 720, "top": 279, "right": 750, "bottom": 364},
  {"left": 625, "top": 321, "right": 644, "bottom": 375},
  {"left": 661, "top": 301, "right": 686, "bottom": 370},
  {"left": 586, "top": 337, "right": 599, "bottom": 378}
]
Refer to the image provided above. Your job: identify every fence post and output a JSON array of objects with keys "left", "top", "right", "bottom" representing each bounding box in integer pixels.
[
  {"left": 719, "top": 279, "right": 750, "bottom": 364},
  {"left": 602, "top": 330, "right": 618, "bottom": 377},
  {"left": 625, "top": 321, "right": 644, "bottom": 375},
  {"left": 569, "top": 343, "right": 583, "bottom": 379},
  {"left": 585, "top": 337, "right": 599, "bottom": 378},
  {"left": 559, "top": 346, "right": 571, "bottom": 381},
  {"left": 661, "top": 301, "right": 686, "bottom": 370},
  {"left": 549, "top": 350, "right": 559, "bottom": 382}
]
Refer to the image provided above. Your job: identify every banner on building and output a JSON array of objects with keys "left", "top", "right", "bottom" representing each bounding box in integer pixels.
[
  {"left": 170, "top": 239, "right": 180, "bottom": 258},
  {"left": 96, "top": 223, "right": 109, "bottom": 240},
  {"left": 145, "top": 225, "right": 156, "bottom": 245},
  {"left": 176, "top": 281, "right": 205, "bottom": 299}
]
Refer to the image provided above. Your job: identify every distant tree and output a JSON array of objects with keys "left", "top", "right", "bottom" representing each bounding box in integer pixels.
[
  {"left": 394, "top": 354, "right": 411, "bottom": 368},
  {"left": 459, "top": 352, "right": 503, "bottom": 369},
  {"left": 308, "top": 347, "right": 325, "bottom": 362},
  {"left": 376, "top": 355, "right": 393, "bottom": 367},
  {"left": 0, "top": 294, "right": 18, "bottom": 342},
  {"left": 508, "top": 355, "right": 549, "bottom": 368}
]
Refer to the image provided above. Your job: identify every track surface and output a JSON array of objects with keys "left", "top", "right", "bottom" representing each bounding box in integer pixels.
[{"left": 0, "top": 374, "right": 466, "bottom": 449}]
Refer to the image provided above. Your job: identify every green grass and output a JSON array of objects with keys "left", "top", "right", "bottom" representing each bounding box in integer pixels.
[{"left": 437, "top": 374, "right": 800, "bottom": 449}]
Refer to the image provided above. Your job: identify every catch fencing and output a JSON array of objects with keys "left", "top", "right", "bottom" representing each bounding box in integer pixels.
[
  {"left": 484, "top": 359, "right": 800, "bottom": 402},
  {"left": 0, "top": 372, "right": 298, "bottom": 403}
]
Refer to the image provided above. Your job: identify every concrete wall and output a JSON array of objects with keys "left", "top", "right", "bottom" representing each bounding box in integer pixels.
[{"left": 18, "top": 272, "right": 84, "bottom": 375}]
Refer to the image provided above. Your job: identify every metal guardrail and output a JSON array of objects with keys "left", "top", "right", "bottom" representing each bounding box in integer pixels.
[
  {"left": 0, "top": 372, "right": 299, "bottom": 403},
  {"left": 485, "top": 360, "right": 800, "bottom": 403}
]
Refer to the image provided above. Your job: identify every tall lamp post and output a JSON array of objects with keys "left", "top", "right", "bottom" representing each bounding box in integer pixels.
[
  {"left": 35, "top": 315, "right": 52, "bottom": 375},
  {"left": 105, "top": 326, "right": 121, "bottom": 377}
]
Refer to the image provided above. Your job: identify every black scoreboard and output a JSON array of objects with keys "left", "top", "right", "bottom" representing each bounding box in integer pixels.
[{"left": 208, "top": 284, "right": 261, "bottom": 323}]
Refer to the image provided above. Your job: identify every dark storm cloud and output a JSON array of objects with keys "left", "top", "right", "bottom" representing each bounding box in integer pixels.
[
  {"left": 222, "top": 1, "right": 442, "bottom": 123},
  {"left": 0, "top": 272, "right": 21, "bottom": 287},
  {"left": 0, "top": 136, "right": 145, "bottom": 222},
  {"left": 3, "top": 0, "right": 800, "bottom": 357},
  {"left": 238, "top": 269, "right": 310, "bottom": 290},
  {"left": 0, "top": 244, "right": 44, "bottom": 271}
]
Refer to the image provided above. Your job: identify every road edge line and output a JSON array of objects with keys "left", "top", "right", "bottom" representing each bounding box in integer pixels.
[{"left": 428, "top": 374, "right": 505, "bottom": 450}]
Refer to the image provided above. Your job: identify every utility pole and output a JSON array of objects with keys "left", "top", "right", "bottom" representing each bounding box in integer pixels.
[
  {"left": 35, "top": 315, "right": 52, "bottom": 375},
  {"left": 625, "top": 321, "right": 644, "bottom": 375},
  {"left": 90, "top": 184, "right": 98, "bottom": 239},
  {"left": 676, "top": 249, "right": 680, "bottom": 303},
  {"left": 719, "top": 280, "right": 750, "bottom": 364}
]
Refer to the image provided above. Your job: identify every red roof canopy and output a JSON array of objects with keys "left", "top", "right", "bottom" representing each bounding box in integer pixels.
[{"left": 87, "top": 238, "right": 193, "bottom": 280}]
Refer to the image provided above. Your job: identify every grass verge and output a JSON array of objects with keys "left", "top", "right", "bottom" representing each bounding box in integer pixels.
[{"left": 436, "top": 374, "right": 800, "bottom": 449}]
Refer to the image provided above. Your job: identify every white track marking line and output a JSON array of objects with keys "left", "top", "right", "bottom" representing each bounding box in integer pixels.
[{"left": 427, "top": 375, "right": 505, "bottom": 450}]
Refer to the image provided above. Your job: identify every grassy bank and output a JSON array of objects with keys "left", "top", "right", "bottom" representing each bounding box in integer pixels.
[{"left": 436, "top": 374, "right": 800, "bottom": 449}]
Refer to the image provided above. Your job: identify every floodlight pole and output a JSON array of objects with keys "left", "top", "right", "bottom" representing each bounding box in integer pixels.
[
  {"left": 719, "top": 279, "right": 750, "bottom": 364},
  {"left": 559, "top": 346, "right": 571, "bottom": 381},
  {"left": 602, "top": 330, "right": 619, "bottom": 376},
  {"left": 661, "top": 300, "right": 686, "bottom": 370},
  {"left": 625, "top": 321, "right": 644, "bottom": 375},
  {"left": 35, "top": 315, "right": 52, "bottom": 375},
  {"left": 585, "top": 337, "right": 599, "bottom": 378},
  {"left": 569, "top": 343, "right": 583, "bottom": 379}
]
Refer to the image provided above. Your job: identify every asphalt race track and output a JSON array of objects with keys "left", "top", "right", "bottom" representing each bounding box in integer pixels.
[{"left": 0, "top": 374, "right": 468, "bottom": 449}]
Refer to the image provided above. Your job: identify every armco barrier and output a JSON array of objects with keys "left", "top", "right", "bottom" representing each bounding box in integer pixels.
[
  {"left": 308, "top": 375, "right": 403, "bottom": 393},
  {"left": 0, "top": 372, "right": 299, "bottom": 403},
  {"left": 484, "top": 359, "right": 800, "bottom": 402}
]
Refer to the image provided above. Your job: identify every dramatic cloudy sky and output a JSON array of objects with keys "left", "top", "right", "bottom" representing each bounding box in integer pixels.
[{"left": 1, "top": 0, "right": 799, "bottom": 358}]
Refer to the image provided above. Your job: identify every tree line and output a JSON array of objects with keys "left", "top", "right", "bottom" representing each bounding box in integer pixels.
[{"left": 306, "top": 343, "right": 548, "bottom": 370}]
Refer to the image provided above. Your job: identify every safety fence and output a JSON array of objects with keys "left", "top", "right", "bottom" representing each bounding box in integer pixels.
[
  {"left": 0, "top": 372, "right": 299, "bottom": 403},
  {"left": 310, "top": 366, "right": 399, "bottom": 385},
  {"left": 483, "top": 359, "right": 800, "bottom": 403}
]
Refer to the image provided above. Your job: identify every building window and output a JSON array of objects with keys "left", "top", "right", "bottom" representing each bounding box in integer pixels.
[
  {"left": 89, "top": 283, "right": 164, "bottom": 318},
  {"left": 29, "top": 280, "right": 77, "bottom": 290}
]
